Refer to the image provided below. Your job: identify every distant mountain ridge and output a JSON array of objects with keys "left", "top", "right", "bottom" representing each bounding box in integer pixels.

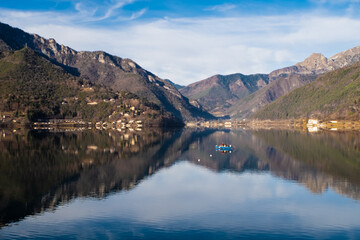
[
  {"left": 0, "top": 22, "right": 214, "bottom": 121},
  {"left": 180, "top": 73, "right": 269, "bottom": 117},
  {"left": 270, "top": 47, "right": 360, "bottom": 78},
  {"left": 165, "top": 79, "right": 185, "bottom": 90}
]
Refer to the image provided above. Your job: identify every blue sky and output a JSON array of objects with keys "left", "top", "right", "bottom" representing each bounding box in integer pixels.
[
  {"left": 1, "top": 0, "right": 360, "bottom": 85},
  {"left": 0, "top": 0, "right": 356, "bottom": 19}
]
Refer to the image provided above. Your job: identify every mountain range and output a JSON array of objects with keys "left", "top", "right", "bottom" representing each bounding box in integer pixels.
[
  {"left": 1, "top": 21, "right": 360, "bottom": 123},
  {"left": 181, "top": 47, "right": 360, "bottom": 119},
  {"left": 0, "top": 22, "right": 213, "bottom": 122},
  {"left": 180, "top": 73, "right": 269, "bottom": 117}
]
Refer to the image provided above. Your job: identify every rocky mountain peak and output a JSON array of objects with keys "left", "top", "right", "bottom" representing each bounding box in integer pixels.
[
  {"left": 297, "top": 53, "right": 327, "bottom": 67},
  {"left": 328, "top": 46, "right": 360, "bottom": 69},
  {"left": 295, "top": 53, "right": 329, "bottom": 74},
  {"left": 270, "top": 46, "right": 360, "bottom": 78}
]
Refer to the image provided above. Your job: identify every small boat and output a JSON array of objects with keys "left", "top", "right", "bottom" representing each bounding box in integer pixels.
[{"left": 215, "top": 144, "right": 232, "bottom": 152}]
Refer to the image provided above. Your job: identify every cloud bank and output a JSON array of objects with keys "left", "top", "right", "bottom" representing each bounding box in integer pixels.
[{"left": 1, "top": 7, "right": 360, "bottom": 85}]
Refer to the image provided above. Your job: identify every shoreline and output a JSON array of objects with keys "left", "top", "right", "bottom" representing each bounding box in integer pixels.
[
  {"left": 2, "top": 118, "right": 360, "bottom": 133},
  {"left": 185, "top": 119, "right": 360, "bottom": 132}
]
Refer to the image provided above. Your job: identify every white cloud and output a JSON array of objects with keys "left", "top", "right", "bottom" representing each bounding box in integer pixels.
[
  {"left": 1, "top": 8, "right": 360, "bottom": 85},
  {"left": 98, "top": 0, "right": 135, "bottom": 20},
  {"left": 205, "top": 3, "right": 237, "bottom": 12},
  {"left": 127, "top": 8, "right": 147, "bottom": 20},
  {"left": 69, "top": 0, "right": 140, "bottom": 22}
]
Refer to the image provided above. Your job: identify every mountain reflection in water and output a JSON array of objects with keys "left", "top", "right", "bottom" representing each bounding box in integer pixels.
[
  {"left": 184, "top": 129, "right": 360, "bottom": 199},
  {"left": 0, "top": 128, "right": 360, "bottom": 228}
]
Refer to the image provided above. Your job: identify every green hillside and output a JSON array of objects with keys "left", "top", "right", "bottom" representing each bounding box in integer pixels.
[
  {"left": 252, "top": 63, "right": 360, "bottom": 120},
  {"left": 0, "top": 48, "right": 180, "bottom": 125}
]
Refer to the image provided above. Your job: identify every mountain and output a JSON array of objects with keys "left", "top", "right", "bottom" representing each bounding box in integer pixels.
[
  {"left": 0, "top": 22, "right": 214, "bottom": 121},
  {"left": 181, "top": 46, "right": 360, "bottom": 119},
  {"left": 270, "top": 48, "right": 360, "bottom": 77},
  {"left": 165, "top": 79, "right": 185, "bottom": 90},
  {"left": 228, "top": 73, "right": 318, "bottom": 119},
  {"left": 180, "top": 73, "right": 269, "bottom": 117},
  {"left": 0, "top": 47, "right": 181, "bottom": 126},
  {"left": 252, "top": 62, "right": 360, "bottom": 120},
  {"left": 228, "top": 47, "right": 360, "bottom": 119}
]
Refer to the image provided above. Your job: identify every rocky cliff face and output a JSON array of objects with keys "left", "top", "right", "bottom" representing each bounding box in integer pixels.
[
  {"left": 328, "top": 46, "right": 360, "bottom": 69},
  {"left": 0, "top": 22, "right": 213, "bottom": 121}
]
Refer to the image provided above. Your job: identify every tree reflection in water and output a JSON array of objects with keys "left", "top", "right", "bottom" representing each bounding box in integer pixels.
[{"left": 1, "top": 128, "right": 360, "bottom": 227}]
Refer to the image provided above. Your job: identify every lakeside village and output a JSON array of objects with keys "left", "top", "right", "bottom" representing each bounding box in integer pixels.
[
  {"left": 32, "top": 107, "right": 143, "bottom": 132},
  {"left": 32, "top": 118, "right": 143, "bottom": 132},
  {"left": 1, "top": 101, "right": 144, "bottom": 132},
  {"left": 3, "top": 100, "right": 360, "bottom": 133}
]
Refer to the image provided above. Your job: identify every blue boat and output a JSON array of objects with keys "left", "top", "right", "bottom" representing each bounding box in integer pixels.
[{"left": 215, "top": 144, "right": 233, "bottom": 152}]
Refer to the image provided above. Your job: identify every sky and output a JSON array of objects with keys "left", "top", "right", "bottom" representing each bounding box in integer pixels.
[{"left": 1, "top": 1, "right": 360, "bottom": 85}]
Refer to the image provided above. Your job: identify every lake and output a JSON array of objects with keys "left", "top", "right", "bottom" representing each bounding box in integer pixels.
[{"left": 0, "top": 128, "right": 360, "bottom": 239}]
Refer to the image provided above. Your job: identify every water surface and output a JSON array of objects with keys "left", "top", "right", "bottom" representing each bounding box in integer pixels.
[{"left": 0, "top": 128, "right": 360, "bottom": 239}]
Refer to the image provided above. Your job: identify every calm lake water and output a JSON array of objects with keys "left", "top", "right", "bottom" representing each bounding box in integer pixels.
[{"left": 1, "top": 128, "right": 360, "bottom": 239}]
